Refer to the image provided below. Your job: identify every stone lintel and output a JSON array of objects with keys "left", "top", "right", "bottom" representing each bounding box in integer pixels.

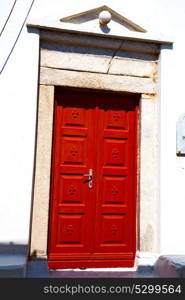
[
  {"left": 40, "top": 45, "right": 157, "bottom": 78},
  {"left": 40, "top": 67, "right": 155, "bottom": 94}
]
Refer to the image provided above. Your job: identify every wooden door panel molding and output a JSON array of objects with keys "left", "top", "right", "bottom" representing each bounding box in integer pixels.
[
  {"left": 106, "top": 111, "right": 128, "bottom": 129},
  {"left": 61, "top": 136, "right": 88, "bottom": 165},
  {"left": 59, "top": 175, "right": 85, "bottom": 204},
  {"left": 102, "top": 176, "right": 128, "bottom": 205},
  {"left": 56, "top": 214, "right": 84, "bottom": 245},
  {"left": 103, "top": 139, "right": 128, "bottom": 166},
  {"left": 48, "top": 88, "right": 138, "bottom": 268},
  {"left": 63, "top": 108, "right": 86, "bottom": 127}
]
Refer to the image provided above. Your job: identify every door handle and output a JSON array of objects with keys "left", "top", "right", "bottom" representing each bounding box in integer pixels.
[{"left": 83, "top": 169, "right": 93, "bottom": 189}]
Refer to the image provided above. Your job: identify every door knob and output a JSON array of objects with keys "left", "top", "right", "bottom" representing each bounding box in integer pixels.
[{"left": 83, "top": 169, "right": 93, "bottom": 189}]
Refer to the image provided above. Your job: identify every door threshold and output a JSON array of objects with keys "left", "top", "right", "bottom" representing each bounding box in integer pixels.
[{"left": 51, "top": 267, "right": 137, "bottom": 272}]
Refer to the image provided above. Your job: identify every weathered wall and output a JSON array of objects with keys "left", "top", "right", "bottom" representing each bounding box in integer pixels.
[
  {"left": 0, "top": 0, "right": 39, "bottom": 246},
  {"left": 0, "top": 0, "right": 185, "bottom": 256}
]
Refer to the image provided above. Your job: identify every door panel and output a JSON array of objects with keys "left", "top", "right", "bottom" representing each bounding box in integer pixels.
[
  {"left": 94, "top": 96, "right": 136, "bottom": 254},
  {"left": 48, "top": 88, "right": 139, "bottom": 268},
  {"left": 49, "top": 91, "right": 96, "bottom": 255}
]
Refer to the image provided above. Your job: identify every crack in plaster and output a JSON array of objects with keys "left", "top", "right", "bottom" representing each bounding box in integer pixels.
[{"left": 106, "top": 41, "right": 124, "bottom": 74}]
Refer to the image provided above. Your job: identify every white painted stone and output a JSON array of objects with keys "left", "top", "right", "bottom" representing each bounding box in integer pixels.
[
  {"left": 109, "top": 59, "right": 156, "bottom": 77},
  {"left": 40, "top": 44, "right": 113, "bottom": 73},
  {"left": 137, "top": 252, "right": 159, "bottom": 272},
  {"left": 30, "top": 85, "right": 54, "bottom": 258},
  {"left": 40, "top": 41, "right": 157, "bottom": 77},
  {"left": 40, "top": 67, "right": 155, "bottom": 94},
  {"left": 40, "top": 30, "right": 123, "bottom": 50},
  {"left": 60, "top": 5, "right": 146, "bottom": 32},
  {"left": 27, "top": 16, "right": 172, "bottom": 45},
  {"left": 99, "top": 10, "right": 111, "bottom": 25},
  {"left": 139, "top": 95, "right": 159, "bottom": 253},
  {"left": 121, "top": 41, "right": 160, "bottom": 54},
  {"left": 176, "top": 114, "right": 185, "bottom": 155}
]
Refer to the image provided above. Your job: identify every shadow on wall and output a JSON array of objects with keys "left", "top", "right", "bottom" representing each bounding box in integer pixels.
[
  {"left": 0, "top": 242, "right": 27, "bottom": 254},
  {"left": 0, "top": 243, "right": 28, "bottom": 278}
]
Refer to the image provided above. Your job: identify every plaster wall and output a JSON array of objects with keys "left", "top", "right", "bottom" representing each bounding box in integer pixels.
[
  {"left": 0, "top": 0, "right": 185, "bottom": 256},
  {"left": 0, "top": 25, "right": 39, "bottom": 243}
]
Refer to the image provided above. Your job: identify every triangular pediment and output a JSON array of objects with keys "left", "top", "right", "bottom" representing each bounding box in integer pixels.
[
  {"left": 60, "top": 5, "right": 147, "bottom": 33},
  {"left": 27, "top": 5, "right": 173, "bottom": 45}
]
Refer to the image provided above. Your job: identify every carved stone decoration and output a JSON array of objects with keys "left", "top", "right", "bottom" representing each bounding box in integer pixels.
[
  {"left": 112, "top": 185, "right": 118, "bottom": 196},
  {"left": 68, "top": 185, "right": 77, "bottom": 196},
  {"left": 70, "top": 146, "right": 78, "bottom": 157},
  {"left": 99, "top": 10, "right": 112, "bottom": 25},
  {"left": 58, "top": 5, "right": 147, "bottom": 33},
  {"left": 64, "top": 225, "right": 75, "bottom": 236},
  {"left": 112, "top": 148, "right": 120, "bottom": 158},
  {"left": 111, "top": 224, "right": 118, "bottom": 235},
  {"left": 113, "top": 113, "right": 121, "bottom": 122},
  {"left": 71, "top": 110, "right": 80, "bottom": 119}
]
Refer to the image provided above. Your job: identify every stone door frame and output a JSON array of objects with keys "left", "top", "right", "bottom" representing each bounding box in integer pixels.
[{"left": 28, "top": 28, "right": 160, "bottom": 263}]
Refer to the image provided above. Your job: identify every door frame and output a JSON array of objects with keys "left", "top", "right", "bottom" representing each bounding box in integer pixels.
[
  {"left": 29, "top": 29, "right": 160, "bottom": 264},
  {"left": 29, "top": 83, "right": 159, "bottom": 261}
]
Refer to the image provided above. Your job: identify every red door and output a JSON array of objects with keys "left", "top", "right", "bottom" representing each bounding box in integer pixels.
[{"left": 48, "top": 88, "right": 139, "bottom": 269}]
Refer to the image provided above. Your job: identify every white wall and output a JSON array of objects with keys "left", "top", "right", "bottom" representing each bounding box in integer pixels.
[
  {"left": 0, "top": 0, "right": 185, "bottom": 254},
  {"left": 158, "top": 2, "right": 185, "bottom": 254},
  {"left": 0, "top": 0, "right": 39, "bottom": 244},
  {"left": 0, "top": 0, "right": 16, "bottom": 34}
]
